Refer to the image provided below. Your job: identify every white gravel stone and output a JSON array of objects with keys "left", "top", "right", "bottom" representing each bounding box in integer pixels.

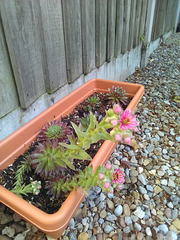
[
  {"left": 138, "top": 186, "right": 147, "bottom": 194},
  {"left": 125, "top": 216, "right": 132, "bottom": 225},
  {"left": 133, "top": 207, "right": 145, "bottom": 219},
  {"left": 166, "top": 231, "right": 178, "bottom": 240},
  {"left": 161, "top": 179, "right": 168, "bottom": 185},
  {"left": 134, "top": 222, "right": 142, "bottom": 231},
  {"left": 146, "top": 185, "right": 154, "bottom": 192},
  {"left": 114, "top": 205, "right": 123, "bottom": 216},
  {"left": 158, "top": 224, "right": 169, "bottom": 235},
  {"left": 145, "top": 227, "right": 152, "bottom": 236},
  {"left": 167, "top": 202, "right": 173, "bottom": 209},
  {"left": 138, "top": 174, "right": 147, "bottom": 185}
]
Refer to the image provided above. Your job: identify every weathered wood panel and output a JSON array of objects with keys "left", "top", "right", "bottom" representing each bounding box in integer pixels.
[
  {"left": 128, "top": 0, "right": 136, "bottom": 50},
  {"left": 1, "top": 0, "right": 46, "bottom": 108},
  {"left": 156, "top": 0, "right": 167, "bottom": 38},
  {"left": 165, "top": 0, "right": 179, "bottom": 33},
  {"left": 139, "top": 0, "right": 147, "bottom": 44},
  {"left": 0, "top": 18, "right": 19, "bottom": 118},
  {"left": 121, "top": 0, "right": 131, "bottom": 53},
  {"left": 133, "top": 0, "right": 142, "bottom": 48},
  {"left": 107, "top": 0, "right": 116, "bottom": 62},
  {"left": 114, "top": 0, "right": 124, "bottom": 57},
  {"left": 62, "top": 0, "right": 83, "bottom": 83},
  {"left": 81, "top": 0, "right": 95, "bottom": 74},
  {"left": 95, "top": 0, "right": 107, "bottom": 67},
  {"left": 39, "top": 0, "right": 67, "bottom": 93},
  {"left": 165, "top": 0, "right": 175, "bottom": 32},
  {"left": 151, "top": 0, "right": 159, "bottom": 40}
]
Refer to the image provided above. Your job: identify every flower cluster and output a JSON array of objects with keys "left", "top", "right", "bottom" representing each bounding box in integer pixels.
[
  {"left": 98, "top": 163, "right": 125, "bottom": 194},
  {"left": 105, "top": 104, "right": 138, "bottom": 146}
]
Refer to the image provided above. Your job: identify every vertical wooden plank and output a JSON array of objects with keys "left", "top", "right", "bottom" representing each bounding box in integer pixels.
[
  {"left": 1, "top": 0, "right": 46, "bottom": 108},
  {"left": 114, "top": 0, "right": 124, "bottom": 57},
  {"left": 121, "top": 0, "right": 131, "bottom": 53},
  {"left": 0, "top": 17, "right": 19, "bottom": 118},
  {"left": 156, "top": 0, "right": 167, "bottom": 38},
  {"left": 139, "top": 0, "right": 148, "bottom": 43},
  {"left": 144, "top": 0, "right": 156, "bottom": 43},
  {"left": 81, "top": 0, "right": 95, "bottom": 74},
  {"left": 39, "top": 0, "right": 67, "bottom": 93},
  {"left": 166, "top": 0, "right": 179, "bottom": 32},
  {"left": 62, "top": 0, "right": 83, "bottom": 83},
  {"left": 133, "top": 0, "right": 142, "bottom": 48},
  {"left": 165, "top": 0, "right": 175, "bottom": 32},
  {"left": 151, "top": 0, "right": 160, "bottom": 40},
  {"left": 95, "top": 0, "right": 107, "bottom": 68},
  {"left": 128, "top": 0, "right": 136, "bottom": 50},
  {"left": 107, "top": 0, "right": 116, "bottom": 62}
]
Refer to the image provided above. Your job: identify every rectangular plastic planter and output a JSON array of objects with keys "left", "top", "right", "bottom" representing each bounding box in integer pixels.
[{"left": 0, "top": 79, "right": 144, "bottom": 238}]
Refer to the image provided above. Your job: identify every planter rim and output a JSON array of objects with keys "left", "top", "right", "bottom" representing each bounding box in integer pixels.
[{"left": 0, "top": 78, "right": 144, "bottom": 237}]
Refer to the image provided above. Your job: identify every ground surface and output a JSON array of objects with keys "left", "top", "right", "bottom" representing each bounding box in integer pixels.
[{"left": 0, "top": 33, "right": 179, "bottom": 240}]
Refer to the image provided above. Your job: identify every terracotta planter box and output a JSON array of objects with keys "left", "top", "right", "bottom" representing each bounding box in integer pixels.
[{"left": 0, "top": 79, "right": 144, "bottom": 238}]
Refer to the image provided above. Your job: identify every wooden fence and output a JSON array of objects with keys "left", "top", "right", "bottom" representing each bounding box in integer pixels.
[{"left": 0, "top": 0, "right": 179, "bottom": 119}]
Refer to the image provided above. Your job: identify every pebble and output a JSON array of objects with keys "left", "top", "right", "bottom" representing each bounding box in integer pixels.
[
  {"left": 133, "top": 207, "right": 145, "bottom": 219},
  {"left": 158, "top": 224, "right": 168, "bottom": 235},
  {"left": 138, "top": 174, "right": 147, "bottom": 185},
  {"left": 123, "top": 226, "right": 130, "bottom": 234},
  {"left": 138, "top": 186, "right": 147, "bottom": 194},
  {"left": 130, "top": 169, "right": 138, "bottom": 177},
  {"left": 123, "top": 204, "right": 130, "bottom": 216},
  {"left": 134, "top": 222, "right": 142, "bottom": 231},
  {"left": 172, "top": 219, "right": 180, "bottom": 230},
  {"left": 2, "top": 227, "right": 15, "bottom": 238},
  {"left": 106, "top": 214, "right": 116, "bottom": 222},
  {"left": 146, "top": 227, "right": 152, "bottom": 236},
  {"left": 137, "top": 232, "right": 144, "bottom": 240},
  {"left": 114, "top": 205, "right": 123, "bottom": 216},
  {"left": 107, "top": 199, "right": 114, "bottom": 210},
  {"left": 78, "top": 232, "right": 90, "bottom": 240},
  {"left": 104, "top": 225, "right": 114, "bottom": 234},
  {"left": 146, "top": 185, "right": 154, "bottom": 192},
  {"left": 164, "top": 208, "right": 172, "bottom": 218},
  {"left": 160, "top": 179, "right": 168, "bottom": 185},
  {"left": 124, "top": 216, "right": 132, "bottom": 225},
  {"left": 166, "top": 231, "right": 178, "bottom": 240},
  {"left": 100, "top": 210, "right": 106, "bottom": 219}
]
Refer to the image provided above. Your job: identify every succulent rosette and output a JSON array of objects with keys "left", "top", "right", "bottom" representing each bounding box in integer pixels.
[{"left": 37, "top": 120, "right": 72, "bottom": 143}]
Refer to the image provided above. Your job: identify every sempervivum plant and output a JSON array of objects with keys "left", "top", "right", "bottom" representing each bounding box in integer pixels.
[
  {"left": 37, "top": 120, "right": 72, "bottom": 143},
  {"left": 106, "top": 86, "right": 129, "bottom": 106},
  {"left": 31, "top": 140, "right": 75, "bottom": 177}
]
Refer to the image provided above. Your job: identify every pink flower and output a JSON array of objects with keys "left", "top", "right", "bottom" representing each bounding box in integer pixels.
[
  {"left": 111, "top": 120, "right": 118, "bottom": 126},
  {"left": 99, "top": 173, "right": 104, "bottom": 180},
  {"left": 113, "top": 169, "right": 125, "bottom": 184},
  {"left": 104, "top": 182, "right": 110, "bottom": 189},
  {"left": 113, "top": 104, "right": 122, "bottom": 114},
  {"left": 115, "top": 134, "right": 121, "bottom": 141},
  {"left": 37, "top": 185, "right": 42, "bottom": 189},
  {"left": 110, "top": 190, "right": 114, "bottom": 194},
  {"left": 106, "top": 164, "right": 112, "bottom": 170},
  {"left": 119, "top": 110, "right": 137, "bottom": 130},
  {"left": 124, "top": 137, "right": 131, "bottom": 145}
]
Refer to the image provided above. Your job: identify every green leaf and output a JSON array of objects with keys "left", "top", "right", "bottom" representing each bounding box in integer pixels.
[
  {"left": 71, "top": 122, "right": 86, "bottom": 141},
  {"left": 59, "top": 142, "right": 79, "bottom": 150}
]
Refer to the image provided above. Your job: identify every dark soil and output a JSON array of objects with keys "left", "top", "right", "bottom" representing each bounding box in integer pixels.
[{"left": 0, "top": 92, "right": 131, "bottom": 214}]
